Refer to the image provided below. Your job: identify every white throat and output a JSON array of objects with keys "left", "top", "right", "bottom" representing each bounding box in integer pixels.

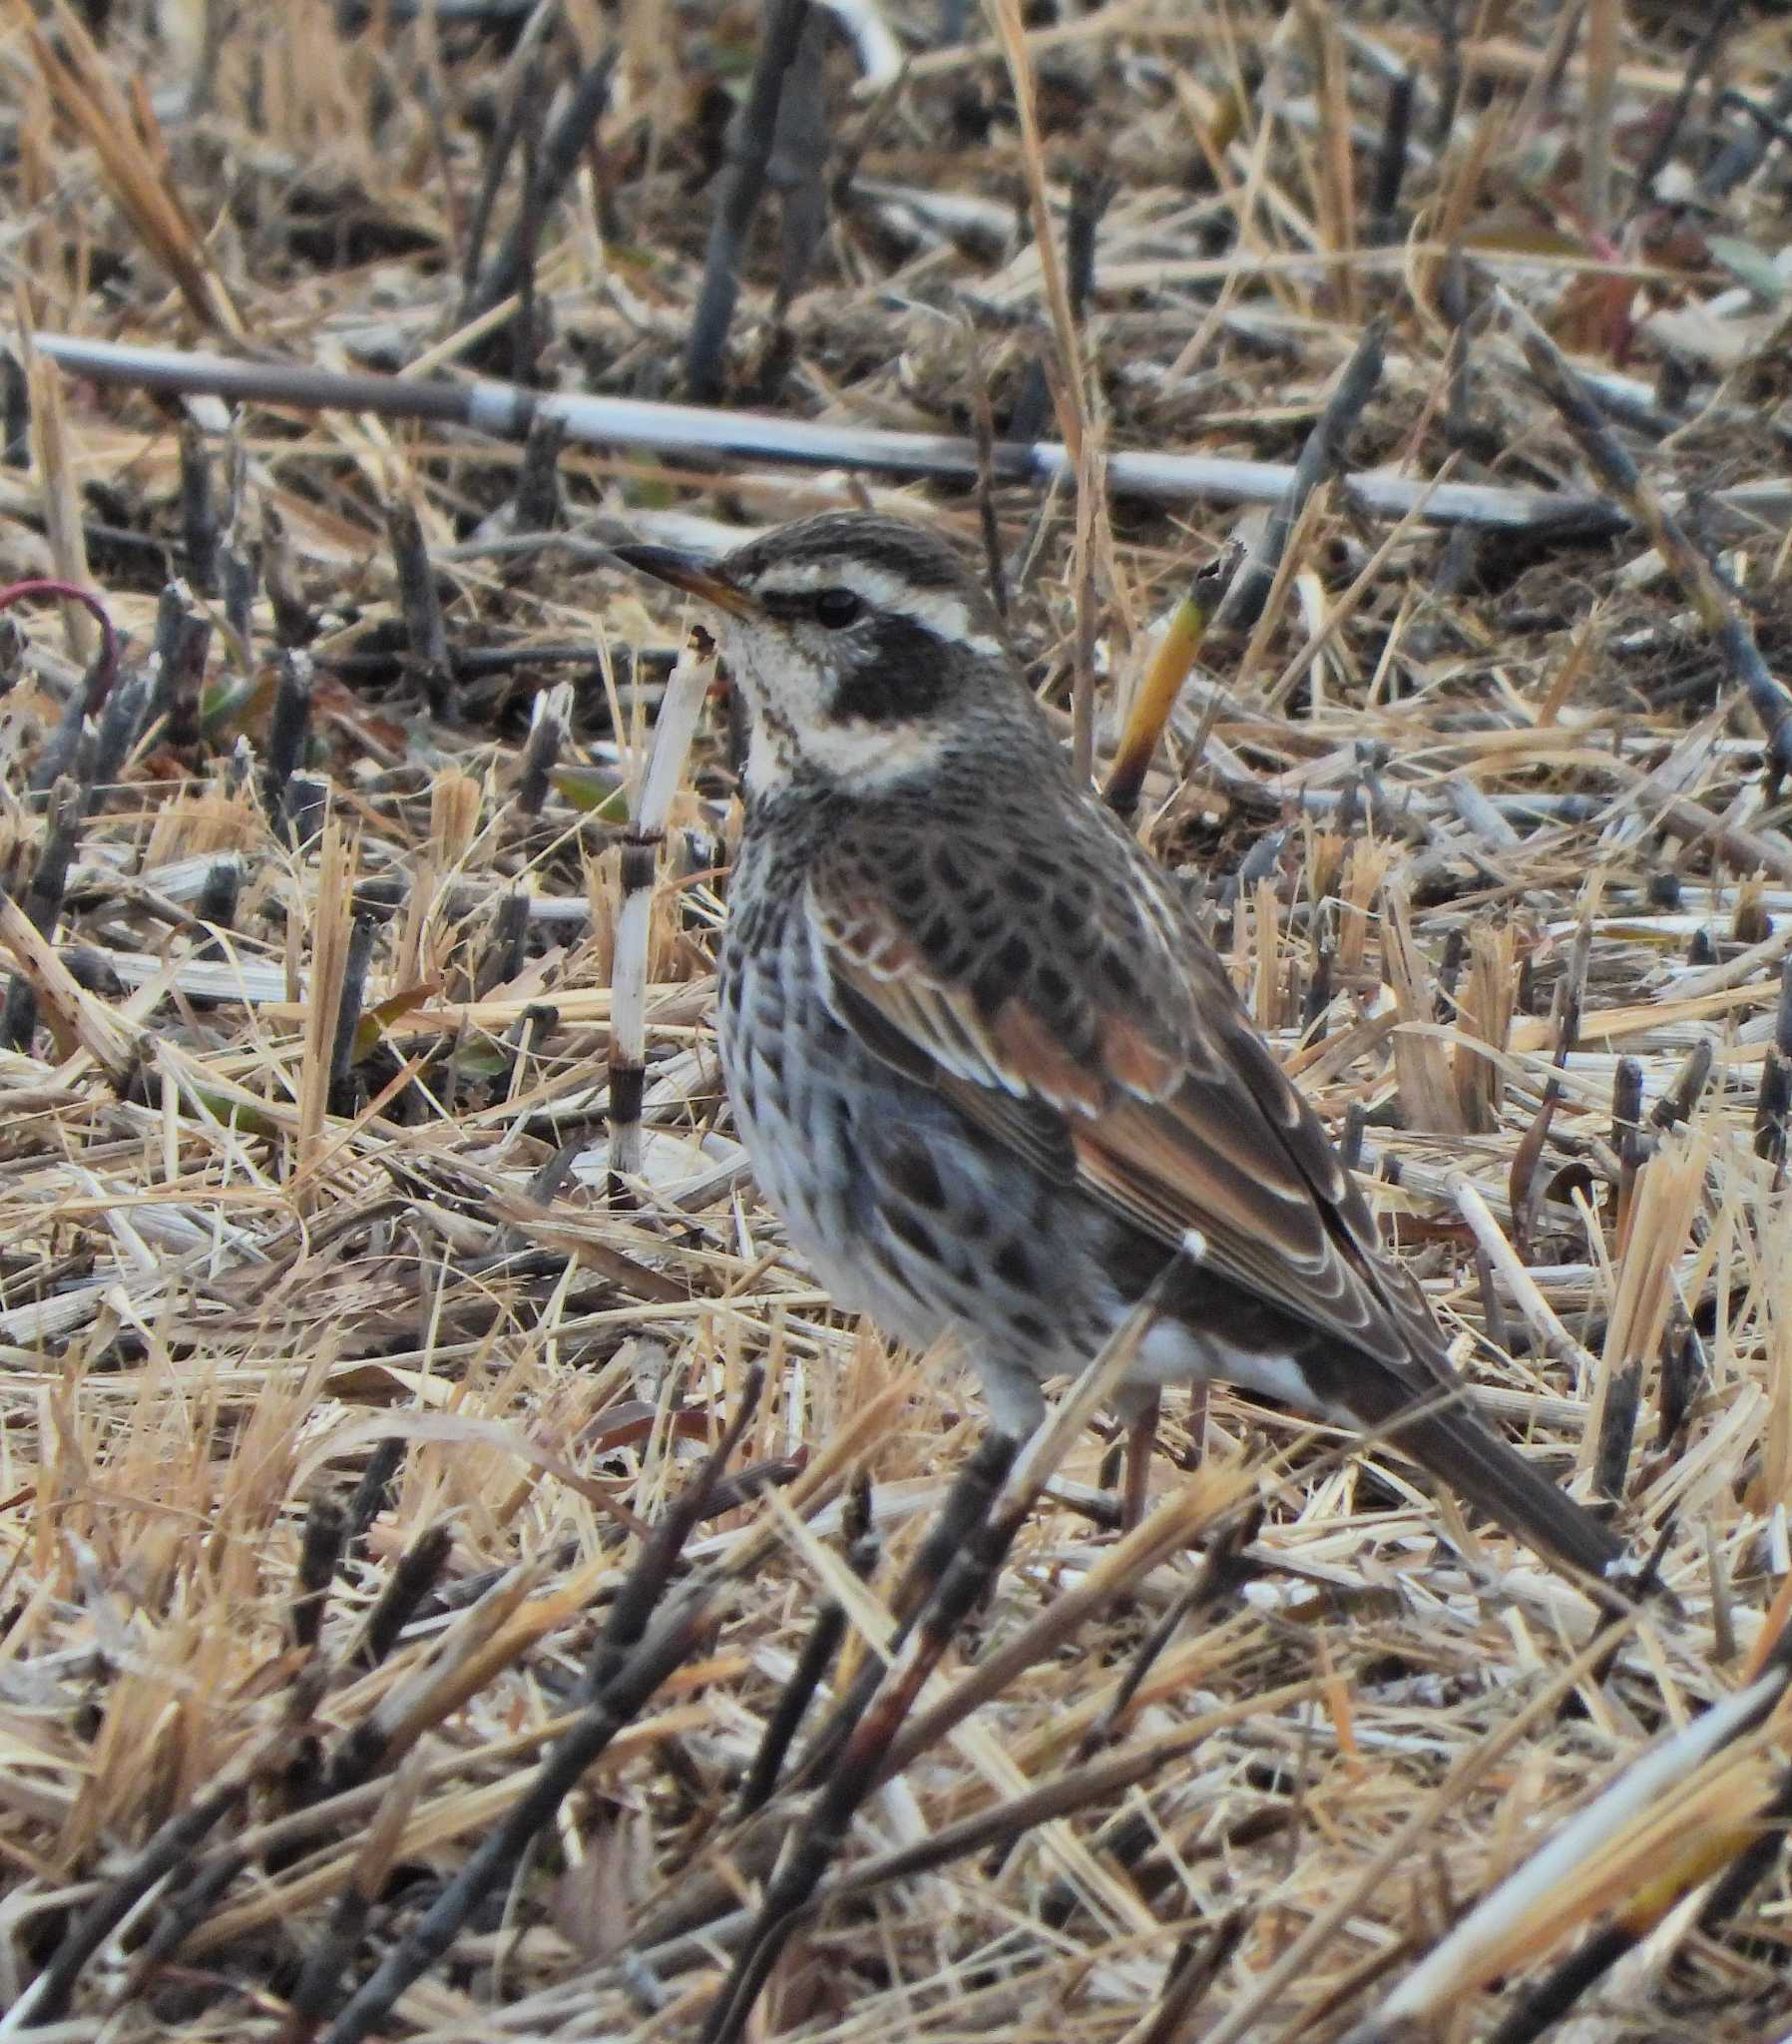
[{"left": 743, "top": 713, "right": 952, "bottom": 795}]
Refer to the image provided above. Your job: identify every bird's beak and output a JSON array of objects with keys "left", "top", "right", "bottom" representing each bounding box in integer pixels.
[{"left": 610, "top": 543, "right": 756, "bottom": 620}]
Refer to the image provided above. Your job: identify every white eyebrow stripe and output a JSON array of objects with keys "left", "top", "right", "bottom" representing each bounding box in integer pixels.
[{"left": 749, "top": 560, "right": 1004, "bottom": 658}]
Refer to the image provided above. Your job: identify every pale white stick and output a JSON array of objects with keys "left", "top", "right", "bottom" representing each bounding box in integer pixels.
[
  {"left": 606, "top": 639, "right": 716, "bottom": 1185},
  {"left": 32, "top": 331, "right": 1691, "bottom": 533},
  {"left": 1337, "top": 1663, "right": 1790, "bottom": 2041},
  {"left": 1451, "top": 1174, "right": 1602, "bottom": 1390}
]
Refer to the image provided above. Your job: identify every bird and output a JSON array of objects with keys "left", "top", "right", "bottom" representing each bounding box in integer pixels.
[{"left": 613, "top": 511, "right": 1629, "bottom": 1587}]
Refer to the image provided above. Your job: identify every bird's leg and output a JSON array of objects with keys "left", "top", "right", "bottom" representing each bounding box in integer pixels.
[
  {"left": 1121, "top": 1388, "right": 1161, "bottom": 1532},
  {"left": 1186, "top": 1379, "right": 1208, "bottom": 1469}
]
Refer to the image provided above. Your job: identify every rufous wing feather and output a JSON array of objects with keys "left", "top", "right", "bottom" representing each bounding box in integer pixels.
[
  {"left": 807, "top": 824, "right": 1629, "bottom": 1586},
  {"left": 810, "top": 858, "right": 1418, "bottom": 1376}
]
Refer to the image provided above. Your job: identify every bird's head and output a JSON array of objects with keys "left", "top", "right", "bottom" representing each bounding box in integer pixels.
[{"left": 613, "top": 512, "right": 1017, "bottom": 795}]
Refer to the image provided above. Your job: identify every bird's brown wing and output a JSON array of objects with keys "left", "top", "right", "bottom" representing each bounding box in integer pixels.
[
  {"left": 808, "top": 819, "right": 1444, "bottom": 1389},
  {"left": 808, "top": 812, "right": 1634, "bottom": 1588}
]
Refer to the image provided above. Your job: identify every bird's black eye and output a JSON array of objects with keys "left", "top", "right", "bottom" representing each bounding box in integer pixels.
[{"left": 812, "top": 587, "right": 863, "bottom": 629}]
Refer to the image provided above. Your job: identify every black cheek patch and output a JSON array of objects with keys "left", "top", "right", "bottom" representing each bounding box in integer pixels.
[{"left": 828, "top": 616, "right": 952, "bottom": 725}]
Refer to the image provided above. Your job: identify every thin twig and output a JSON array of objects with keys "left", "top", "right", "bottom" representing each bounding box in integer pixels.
[{"left": 34, "top": 332, "right": 1652, "bottom": 530}]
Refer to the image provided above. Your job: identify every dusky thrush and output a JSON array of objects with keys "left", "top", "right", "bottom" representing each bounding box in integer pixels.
[{"left": 616, "top": 512, "right": 1628, "bottom": 1586}]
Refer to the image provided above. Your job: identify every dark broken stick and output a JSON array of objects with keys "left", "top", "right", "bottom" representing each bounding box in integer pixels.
[
  {"left": 2, "top": 775, "right": 82, "bottom": 1051},
  {"left": 685, "top": 0, "right": 814, "bottom": 400},
  {"left": 462, "top": 44, "right": 618, "bottom": 326},
  {"left": 1102, "top": 319, "right": 1387, "bottom": 821},
  {"left": 315, "top": 1377, "right": 765, "bottom": 2044},
  {"left": 1508, "top": 292, "right": 1792, "bottom": 789}
]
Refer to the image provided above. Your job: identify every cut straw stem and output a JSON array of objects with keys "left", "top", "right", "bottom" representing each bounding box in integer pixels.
[
  {"left": 607, "top": 635, "right": 716, "bottom": 1191},
  {"left": 1339, "top": 1651, "right": 1792, "bottom": 2040}
]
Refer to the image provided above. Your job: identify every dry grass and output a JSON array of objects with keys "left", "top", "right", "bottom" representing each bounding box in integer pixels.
[{"left": 2, "top": 1, "right": 1792, "bottom": 2039}]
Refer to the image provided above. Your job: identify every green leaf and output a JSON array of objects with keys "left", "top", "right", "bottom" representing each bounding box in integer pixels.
[{"left": 552, "top": 765, "right": 629, "bottom": 818}]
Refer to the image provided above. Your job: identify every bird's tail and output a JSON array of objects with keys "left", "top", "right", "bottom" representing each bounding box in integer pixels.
[{"left": 1343, "top": 1364, "right": 1628, "bottom": 1590}]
